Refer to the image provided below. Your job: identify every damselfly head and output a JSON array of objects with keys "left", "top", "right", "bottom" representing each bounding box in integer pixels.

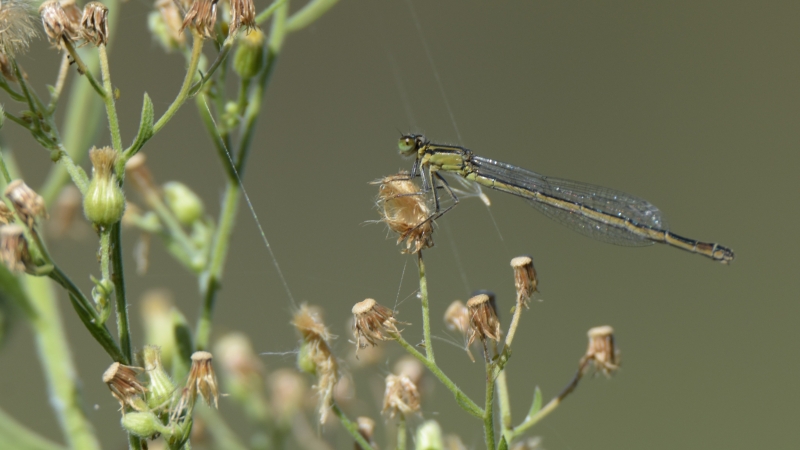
[{"left": 397, "top": 134, "right": 426, "bottom": 157}]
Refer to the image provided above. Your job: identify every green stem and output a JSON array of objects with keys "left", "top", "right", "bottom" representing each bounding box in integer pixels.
[
  {"left": 418, "top": 252, "right": 434, "bottom": 362},
  {"left": 392, "top": 332, "right": 484, "bottom": 418},
  {"left": 195, "top": 94, "right": 236, "bottom": 180},
  {"left": 484, "top": 351, "right": 496, "bottom": 450},
  {"left": 54, "top": 145, "right": 89, "bottom": 194},
  {"left": 197, "top": 406, "right": 248, "bottom": 450},
  {"left": 0, "top": 77, "right": 26, "bottom": 102},
  {"left": 47, "top": 54, "right": 71, "bottom": 113},
  {"left": 23, "top": 276, "right": 102, "bottom": 450},
  {"left": 255, "top": 0, "right": 287, "bottom": 25},
  {"left": 62, "top": 41, "right": 107, "bottom": 99},
  {"left": 110, "top": 223, "right": 132, "bottom": 362},
  {"left": 0, "top": 406, "right": 66, "bottom": 450},
  {"left": 100, "top": 229, "right": 111, "bottom": 280},
  {"left": 285, "top": 0, "right": 341, "bottom": 33},
  {"left": 0, "top": 151, "right": 12, "bottom": 183},
  {"left": 331, "top": 404, "right": 375, "bottom": 450},
  {"left": 511, "top": 366, "right": 585, "bottom": 440},
  {"left": 98, "top": 44, "right": 122, "bottom": 152},
  {"left": 151, "top": 29, "right": 204, "bottom": 136},
  {"left": 397, "top": 415, "right": 407, "bottom": 450},
  {"left": 496, "top": 370, "right": 512, "bottom": 431},
  {"left": 186, "top": 38, "right": 233, "bottom": 98}
]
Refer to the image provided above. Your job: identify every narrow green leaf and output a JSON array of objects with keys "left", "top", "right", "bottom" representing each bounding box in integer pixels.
[
  {"left": 528, "top": 386, "right": 543, "bottom": 418},
  {"left": 498, "top": 436, "right": 509, "bottom": 450},
  {"left": 129, "top": 93, "right": 154, "bottom": 154}
]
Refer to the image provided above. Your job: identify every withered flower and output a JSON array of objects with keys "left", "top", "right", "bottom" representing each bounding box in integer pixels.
[
  {"left": 80, "top": 2, "right": 108, "bottom": 46},
  {"left": 0, "top": 224, "right": 33, "bottom": 272},
  {"left": 0, "top": 0, "right": 39, "bottom": 56},
  {"left": 444, "top": 300, "right": 469, "bottom": 335},
  {"left": 39, "top": 0, "right": 79, "bottom": 48},
  {"left": 102, "top": 362, "right": 147, "bottom": 412},
  {"left": 466, "top": 292, "right": 502, "bottom": 347},
  {"left": 393, "top": 355, "right": 424, "bottom": 388},
  {"left": 382, "top": 373, "right": 420, "bottom": 418},
  {"left": 227, "top": 0, "right": 255, "bottom": 36},
  {"left": 373, "top": 172, "right": 433, "bottom": 254},
  {"left": 181, "top": 0, "right": 218, "bottom": 39},
  {"left": 186, "top": 351, "right": 219, "bottom": 408},
  {"left": 356, "top": 416, "right": 377, "bottom": 450},
  {"left": 5, "top": 179, "right": 47, "bottom": 227},
  {"left": 583, "top": 325, "right": 620, "bottom": 376},
  {"left": 60, "top": 0, "right": 81, "bottom": 26},
  {"left": 510, "top": 255, "right": 537, "bottom": 308},
  {"left": 152, "top": 0, "right": 186, "bottom": 48},
  {"left": 0, "top": 202, "right": 14, "bottom": 225},
  {"left": 352, "top": 298, "right": 400, "bottom": 354},
  {"left": 292, "top": 304, "right": 338, "bottom": 424}
]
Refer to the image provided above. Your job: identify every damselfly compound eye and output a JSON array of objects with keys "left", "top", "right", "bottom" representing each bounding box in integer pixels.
[{"left": 397, "top": 135, "right": 416, "bottom": 156}]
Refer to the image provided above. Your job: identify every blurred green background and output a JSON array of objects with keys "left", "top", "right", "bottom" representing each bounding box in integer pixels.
[{"left": 0, "top": 0, "right": 797, "bottom": 448}]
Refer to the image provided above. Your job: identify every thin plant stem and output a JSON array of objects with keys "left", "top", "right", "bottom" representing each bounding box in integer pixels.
[
  {"left": 0, "top": 76, "right": 26, "bottom": 102},
  {"left": 255, "top": 0, "right": 286, "bottom": 25},
  {"left": 483, "top": 344, "right": 496, "bottom": 450},
  {"left": 496, "top": 370, "right": 512, "bottom": 431},
  {"left": 417, "top": 251, "right": 435, "bottom": 362},
  {"left": 110, "top": 222, "right": 132, "bottom": 362},
  {"left": 285, "top": 0, "right": 341, "bottom": 32},
  {"left": 511, "top": 363, "right": 587, "bottom": 440},
  {"left": 54, "top": 145, "right": 89, "bottom": 194},
  {"left": 331, "top": 403, "right": 375, "bottom": 450},
  {"left": 195, "top": 94, "right": 236, "bottom": 180},
  {"left": 150, "top": 29, "right": 204, "bottom": 137},
  {"left": 0, "top": 406, "right": 66, "bottom": 450},
  {"left": 100, "top": 229, "right": 111, "bottom": 280},
  {"left": 0, "top": 151, "right": 12, "bottom": 183},
  {"left": 187, "top": 38, "right": 233, "bottom": 97},
  {"left": 22, "top": 276, "right": 102, "bottom": 450},
  {"left": 98, "top": 44, "right": 122, "bottom": 152},
  {"left": 62, "top": 40, "right": 107, "bottom": 99},
  {"left": 391, "top": 332, "right": 484, "bottom": 418},
  {"left": 397, "top": 415, "right": 407, "bottom": 450},
  {"left": 504, "top": 300, "right": 525, "bottom": 348},
  {"left": 47, "top": 54, "right": 71, "bottom": 113}
]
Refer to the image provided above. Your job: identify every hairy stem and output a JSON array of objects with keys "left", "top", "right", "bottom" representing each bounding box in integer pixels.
[
  {"left": 98, "top": 44, "right": 122, "bottom": 152},
  {"left": 110, "top": 223, "right": 132, "bottom": 362},
  {"left": 418, "top": 252, "right": 435, "bottom": 362},
  {"left": 331, "top": 404, "right": 375, "bottom": 450},
  {"left": 151, "top": 29, "right": 204, "bottom": 137}
]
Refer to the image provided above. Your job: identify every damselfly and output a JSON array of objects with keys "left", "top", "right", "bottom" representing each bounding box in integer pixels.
[{"left": 397, "top": 134, "right": 734, "bottom": 263}]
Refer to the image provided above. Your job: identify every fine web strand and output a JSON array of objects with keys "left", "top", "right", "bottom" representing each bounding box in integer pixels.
[
  {"left": 201, "top": 98, "right": 297, "bottom": 308},
  {"left": 393, "top": 258, "right": 408, "bottom": 312}
]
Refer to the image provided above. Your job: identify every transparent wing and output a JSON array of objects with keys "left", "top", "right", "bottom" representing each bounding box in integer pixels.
[{"left": 470, "top": 156, "right": 669, "bottom": 246}]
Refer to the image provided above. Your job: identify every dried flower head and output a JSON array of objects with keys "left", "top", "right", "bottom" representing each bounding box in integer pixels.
[
  {"left": 584, "top": 325, "right": 620, "bottom": 376},
  {"left": 186, "top": 351, "right": 219, "bottom": 408},
  {"left": 5, "top": 179, "right": 47, "bottom": 227},
  {"left": 382, "top": 373, "right": 420, "bottom": 418},
  {"left": 511, "top": 255, "right": 538, "bottom": 308},
  {"left": 0, "top": 0, "right": 38, "bottom": 56},
  {"left": 352, "top": 298, "right": 400, "bottom": 354},
  {"left": 393, "top": 355, "right": 424, "bottom": 388},
  {"left": 39, "top": 0, "right": 79, "bottom": 48},
  {"left": 0, "top": 224, "right": 32, "bottom": 272},
  {"left": 466, "top": 292, "right": 502, "bottom": 347},
  {"left": 60, "top": 0, "right": 81, "bottom": 25},
  {"left": 444, "top": 300, "right": 469, "bottom": 335},
  {"left": 356, "top": 416, "right": 377, "bottom": 450},
  {"left": 80, "top": 2, "right": 108, "bottom": 46},
  {"left": 181, "top": 0, "right": 218, "bottom": 39},
  {"left": 102, "top": 362, "right": 147, "bottom": 412},
  {"left": 373, "top": 172, "right": 433, "bottom": 254},
  {"left": 0, "top": 202, "right": 14, "bottom": 225},
  {"left": 292, "top": 304, "right": 338, "bottom": 424},
  {"left": 227, "top": 0, "right": 255, "bottom": 36}
]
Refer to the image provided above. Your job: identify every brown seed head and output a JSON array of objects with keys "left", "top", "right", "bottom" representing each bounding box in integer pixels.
[
  {"left": 80, "top": 2, "right": 108, "bottom": 46},
  {"left": 466, "top": 292, "right": 502, "bottom": 347},
  {"left": 356, "top": 416, "right": 377, "bottom": 450},
  {"left": 181, "top": 0, "right": 218, "bottom": 39},
  {"left": 187, "top": 351, "right": 219, "bottom": 408},
  {"left": 373, "top": 172, "right": 433, "bottom": 254},
  {"left": 0, "top": 202, "right": 14, "bottom": 225},
  {"left": 444, "top": 300, "right": 469, "bottom": 335},
  {"left": 227, "top": 0, "right": 255, "bottom": 36},
  {"left": 5, "top": 179, "right": 47, "bottom": 227},
  {"left": 155, "top": 0, "right": 186, "bottom": 46},
  {"left": 292, "top": 304, "right": 338, "bottom": 423},
  {"left": 510, "top": 255, "right": 538, "bottom": 308},
  {"left": 382, "top": 373, "right": 420, "bottom": 418},
  {"left": 584, "top": 325, "right": 620, "bottom": 376},
  {"left": 352, "top": 298, "right": 400, "bottom": 354},
  {"left": 0, "top": 224, "right": 32, "bottom": 273},
  {"left": 39, "top": 0, "right": 79, "bottom": 48},
  {"left": 103, "top": 362, "right": 147, "bottom": 412},
  {"left": 0, "top": 0, "right": 39, "bottom": 56}
]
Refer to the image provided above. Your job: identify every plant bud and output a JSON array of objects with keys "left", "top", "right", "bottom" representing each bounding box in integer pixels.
[
  {"left": 415, "top": 420, "right": 444, "bottom": 450},
  {"left": 83, "top": 147, "right": 125, "bottom": 227},
  {"left": 163, "top": 181, "right": 204, "bottom": 226},
  {"left": 233, "top": 28, "right": 264, "bottom": 80},
  {"left": 121, "top": 411, "right": 169, "bottom": 439},
  {"left": 142, "top": 345, "right": 177, "bottom": 411}
]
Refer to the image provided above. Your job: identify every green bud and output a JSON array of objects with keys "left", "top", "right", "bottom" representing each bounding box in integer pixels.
[
  {"left": 121, "top": 411, "right": 169, "bottom": 438},
  {"left": 233, "top": 29, "right": 265, "bottom": 80},
  {"left": 163, "top": 181, "right": 204, "bottom": 226},
  {"left": 297, "top": 341, "right": 316, "bottom": 375},
  {"left": 83, "top": 147, "right": 125, "bottom": 227},
  {"left": 415, "top": 420, "right": 444, "bottom": 450},
  {"left": 142, "top": 345, "right": 177, "bottom": 411}
]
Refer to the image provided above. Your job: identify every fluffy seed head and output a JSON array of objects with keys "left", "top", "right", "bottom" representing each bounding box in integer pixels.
[
  {"left": 382, "top": 373, "right": 420, "bottom": 418},
  {"left": 0, "top": 224, "right": 32, "bottom": 273},
  {"left": 80, "top": 2, "right": 108, "bottom": 46},
  {"left": 510, "top": 255, "right": 538, "bottom": 308},
  {"left": 5, "top": 179, "right": 47, "bottom": 227},
  {"left": 466, "top": 292, "right": 502, "bottom": 347},
  {"left": 292, "top": 304, "right": 338, "bottom": 424},
  {"left": 352, "top": 298, "right": 400, "bottom": 355},
  {"left": 103, "top": 362, "right": 147, "bottom": 412},
  {"left": 0, "top": 0, "right": 38, "bottom": 56},
  {"left": 181, "top": 0, "right": 218, "bottom": 39},
  {"left": 373, "top": 172, "right": 433, "bottom": 254},
  {"left": 584, "top": 325, "right": 620, "bottom": 376}
]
